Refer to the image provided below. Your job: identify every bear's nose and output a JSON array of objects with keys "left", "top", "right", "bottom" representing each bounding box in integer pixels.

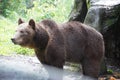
[{"left": 11, "top": 38, "right": 15, "bottom": 43}]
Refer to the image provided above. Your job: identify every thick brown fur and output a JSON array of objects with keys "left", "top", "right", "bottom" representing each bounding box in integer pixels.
[{"left": 11, "top": 19, "right": 104, "bottom": 78}]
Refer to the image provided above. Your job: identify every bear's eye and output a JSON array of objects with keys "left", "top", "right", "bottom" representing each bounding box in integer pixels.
[{"left": 20, "top": 31, "right": 24, "bottom": 33}]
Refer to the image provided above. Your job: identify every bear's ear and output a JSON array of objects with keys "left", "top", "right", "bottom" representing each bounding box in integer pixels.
[
  {"left": 29, "top": 19, "right": 35, "bottom": 30},
  {"left": 18, "top": 18, "right": 24, "bottom": 25}
]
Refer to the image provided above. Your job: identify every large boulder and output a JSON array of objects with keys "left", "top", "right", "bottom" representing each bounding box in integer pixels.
[{"left": 84, "top": 0, "right": 120, "bottom": 62}]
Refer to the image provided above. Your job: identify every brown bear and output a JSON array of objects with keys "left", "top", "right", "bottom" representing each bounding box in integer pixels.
[{"left": 11, "top": 18, "right": 104, "bottom": 79}]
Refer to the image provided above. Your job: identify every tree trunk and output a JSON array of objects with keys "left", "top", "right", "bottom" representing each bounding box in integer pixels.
[{"left": 69, "top": 0, "right": 88, "bottom": 22}]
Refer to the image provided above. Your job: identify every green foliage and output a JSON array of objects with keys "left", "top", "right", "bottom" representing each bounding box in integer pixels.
[
  {"left": 107, "top": 69, "right": 113, "bottom": 74},
  {"left": 0, "top": 0, "right": 23, "bottom": 17},
  {"left": 0, "top": 0, "right": 73, "bottom": 22},
  {"left": 0, "top": 0, "right": 73, "bottom": 55},
  {"left": 25, "top": 0, "right": 74, "bottom": 22}
]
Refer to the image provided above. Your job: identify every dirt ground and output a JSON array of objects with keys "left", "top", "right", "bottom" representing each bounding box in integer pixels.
[
  {"left": 99, "top": 58, "right": 120, "bottom": 80},
  {"left": 0, "top": 54, "right": 120, "bottom": 80}
]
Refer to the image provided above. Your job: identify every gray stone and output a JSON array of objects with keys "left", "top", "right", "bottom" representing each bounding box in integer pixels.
[
  {"left": 84, "top": 0, "right": 120, "bottom": 61},
  {"left": 0, "top": 55, "right": 95, "bottom": 80}
]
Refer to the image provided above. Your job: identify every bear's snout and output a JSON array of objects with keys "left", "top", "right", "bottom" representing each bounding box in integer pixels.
[{"left": 11, "top": 38, "right": 17, "bottom": 44}]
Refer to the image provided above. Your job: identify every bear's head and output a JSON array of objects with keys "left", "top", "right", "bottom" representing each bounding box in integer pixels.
[{"left": 11, "top": 18, "right": 36, "bottom": 48}]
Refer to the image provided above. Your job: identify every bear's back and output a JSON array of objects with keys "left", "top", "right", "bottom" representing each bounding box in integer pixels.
[
  {"left": 40, "top": 19, "right": 59, "bottom": 34},
  {"left": 60, "top": 21, "right": 104, "bottom": 63}
]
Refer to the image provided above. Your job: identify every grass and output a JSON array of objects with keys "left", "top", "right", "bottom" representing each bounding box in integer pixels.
[{"left": 0, "top": 0, "right": 73, "bottom": 56}]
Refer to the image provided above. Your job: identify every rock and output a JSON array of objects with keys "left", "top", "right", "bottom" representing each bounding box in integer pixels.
[
  {"left": 84, "top": 0, "right": 120, "bottom": 32},
  {"left": 0, "top": 55, "right": 48, "bottom": 80},
  {"left": 0, "top": 55, "right": 95, "bottom": 80},
  {"left": 84, "top": 0, "right": 120, "bottom": 62}
]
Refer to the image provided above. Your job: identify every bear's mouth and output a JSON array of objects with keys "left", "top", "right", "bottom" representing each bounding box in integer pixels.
[
  {"left": 11, "top": 38, "right": 24, "bottom": 46},
  {"left": 19, "top": 41, "right": 30, "bottom": 47}
]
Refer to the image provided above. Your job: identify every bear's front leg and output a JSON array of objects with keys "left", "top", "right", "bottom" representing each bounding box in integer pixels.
[
  {"left": 45, "top": 44, "right": 65, "bottom": 80},
  {"left": 43, "top": 64, "right": 64, "bottom": 80},
  {"left": 35, "top": 49, "right": 47, "bottom": 64},
  {"left": 35, "top": 49, "right": 64, "bottom": 80}
]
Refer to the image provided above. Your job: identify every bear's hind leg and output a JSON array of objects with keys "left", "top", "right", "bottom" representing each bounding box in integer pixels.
[{"left": 82, "top": 58, "right": 101, "bottom": 79}]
